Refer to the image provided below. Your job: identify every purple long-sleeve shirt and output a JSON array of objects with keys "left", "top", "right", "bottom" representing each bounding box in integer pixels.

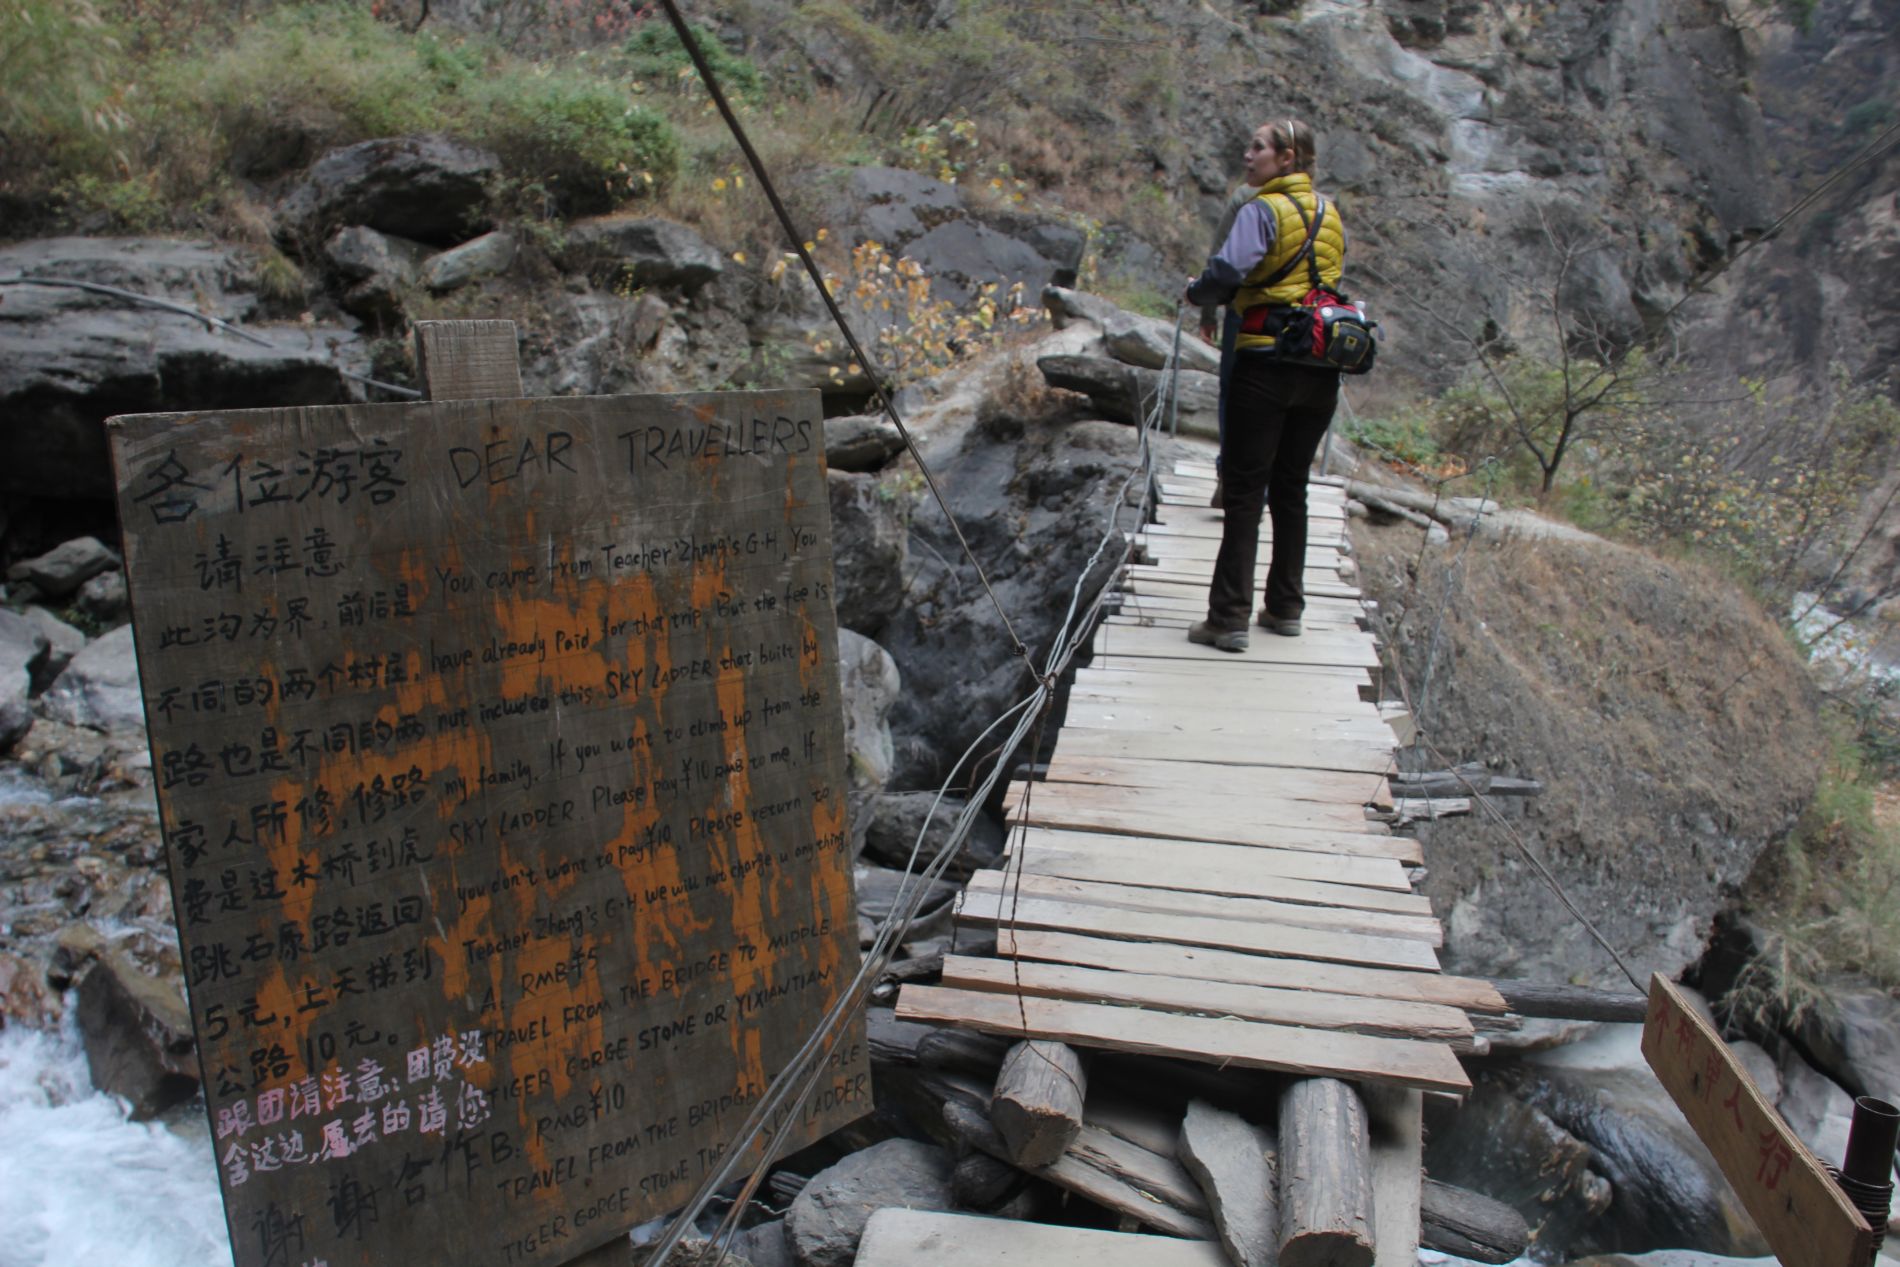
[{"left": 1185, "top": 198, "right": 1280, "bottom": 309}]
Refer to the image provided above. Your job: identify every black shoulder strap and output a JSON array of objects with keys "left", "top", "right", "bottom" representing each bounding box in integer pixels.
[{"left": 1255, "top": 193, "right": 1326, "bottom": 292}]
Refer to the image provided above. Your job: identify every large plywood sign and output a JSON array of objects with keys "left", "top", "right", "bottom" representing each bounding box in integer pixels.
[{"left": 108, "top": 390, "right": 869, "bottom": 1267}]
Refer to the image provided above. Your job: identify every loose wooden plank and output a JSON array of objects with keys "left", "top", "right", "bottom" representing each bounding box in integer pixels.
[
  {"left": 955, "top": 892, "right": 1441, "bottom": 972},
  {"left": 1179, "top": 1099, "right": 1278, "bottom": 1267},
  {"left": 1366, "top": 1084, "right": 1425, "bottom": 1267},
  {"left": 1005, "top": 825, "right": 1413, "bottom": 894},
  {"left": 1090, "top": 622, "right": 1381, "bottom": 671},
  {"left": 1006, "top": 833, "right": 1425, "bottom": 911},
  {"left": 1038, "top": 754, "right": 1388, "bottom": 805},
  {"left": 896, "top": 987, "right": 1471, "bottom": 1095},
  {"left": 1642, "top": 974, "right": 1875, "bottom": 1267},
  {"left": 963, "top": 871, "right": 1443, "bottom": 944},
  {"left": 1278, "top": 1078, "right": 1376, "bottom": 1267},
  {"left": 995, "top": 929, "right": 1510, "bottom": 1014},
  {"left": 1007, "top": 784, "right": 1421, "bottom": 862},
  {"left": 941, "top": 957, "right": 1474, "bottom": 1044},
  {"left": 992, "top": 1040, "right": 1087, "bottom": 1167},
  {"left": 856, "top": 1209, "right": 1228, "bottom": 1267},
  {"left": 1005, "top": 776, "right": 1383, "bottom": 835},
  {"left": 1053, "top": 728, "right": 1390, "bottom": 776},
  {"left": 1060, "top": 698, "right": 1393, "bottom": 741}
]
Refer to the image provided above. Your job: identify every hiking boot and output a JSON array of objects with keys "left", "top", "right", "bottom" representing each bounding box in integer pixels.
[
  {"left": 1256, "top": 610, "right": 1302, "bottom": 637},
  {"left": 1188, "top": 620, "right": 1250, "bottom": 653}
]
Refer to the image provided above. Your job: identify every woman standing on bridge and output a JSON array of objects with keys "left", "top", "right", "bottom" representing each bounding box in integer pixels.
[{"left": 1183, "top": 118, "right": 1344, "bottom": 652}]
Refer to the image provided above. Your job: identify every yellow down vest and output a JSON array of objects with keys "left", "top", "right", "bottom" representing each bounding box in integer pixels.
[{"left": 1233, "top": 173, "right": 1346, "bottom": 353}]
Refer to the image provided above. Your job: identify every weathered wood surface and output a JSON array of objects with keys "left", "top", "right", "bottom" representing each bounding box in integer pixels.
[
  {"left": 855, "top": 1209, "right": 1230, "bottom": 1266},
  {"left": 992, "top": 1039, "right": 1088, "bottom": 1167},
  {"left": 955, "top": 891, "right": 1441, "bottom": 972},
  {"left": 897, "top": 987, "right": 1471, "bottom": 1094},
  {"left": 1487, "top": 977, "right": 1648, "bottom": 1022},
  {"left": 993, "top": 930, "right": 1507, "bottom": 1013},
  {"left": 109, "top": 382, "right": 865, "bottom": 1267},
  {"left": 1418, "top": 1178, "right": 1531, "bottom": 1264},
  {"left": 1366, "top": 1084, "right": 1424, "bottom": 1267},
  {"left": 1279, "top": 1078, "right": 1376, "bottom": 1267},
  {"left": 414, "top": 318, "right": 524, "bottom": 400},
  {"left": 1029, "top": 756, "right": 1393, "bottom": 813},
  {"left": 1089, "top": 622, "right": 1380, "bottom": 671},
  {"left": 940, "top": 957, "right": 1474, "bottom": 1045},
  {"left": 1004, "top": 825, "right": 1413, "bottom": 894},
  {"left": 1642, "top": 974, "right": 1874, "bottom": 1267},
  {"left": 963, "top": 870, "right": 1443, "bottom": 943},
  {"left": 1178, "top": 1098, "right": 1278, "bottom": 1267},
  {"left": 1004, "top": 784, "right": 1420, "bottom": 861}
]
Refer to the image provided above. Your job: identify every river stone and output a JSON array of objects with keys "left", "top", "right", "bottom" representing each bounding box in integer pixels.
[
  {"left": 853, "top": 863, "right": 957, "bottom": 924},
  {"left": 21, "top": 606, "right": 84, "bottom": 690},
  {"left": 1510, "top": 1024, "right": 1769, "bottom": 1257},
  {"left": 40, "top": 624, "right": 143, "bottom": 735},
  {"left": 279, "top": 135, "right": 499, "bottom": 245},
  {"left": 7, "top": 536, "right": 120, "bottom": 595},
  {"left": 75, "top": 944, "right": 198, "bottom": 1120},
  {"left": 837, "top": 629, "right": 900, "bottom": 852},
  {"left": 784, "top": 1137, "right": 954, "bottom": 1267},
  {"left": 421, "top": 230, "right": 518, "bottom": 292},
  {"left": 0, "top": 608, "right": 47, "bottom": 751},
  {"left": 860, "top": 791, "right": 1001, "bottom": 877},
  {"left": 77, "top": 569, "right": 129, "bottom": 625},
  {"left": 733, "top": 1219, "right": 793, "bottom": 1267},
  {"left": 827, "top": 470, "right": 909, "bottom": 636},
  {"left": 558, "top": 216, "right": 724, "bottom": 291},
  {"left": 824, "top": 413, "right": 906, "bottom": 473}
]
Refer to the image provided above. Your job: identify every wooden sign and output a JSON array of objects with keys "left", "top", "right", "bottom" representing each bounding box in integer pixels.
[
  {"left": 108, "top": 390, "right": 869, "bottom": 1267},
  {"left": 1642, "top": 974, "right": 1874, "bottom": 1267}
]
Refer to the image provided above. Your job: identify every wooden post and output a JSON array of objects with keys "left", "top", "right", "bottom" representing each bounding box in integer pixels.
[
  {"left": 415, "top": 318, "right": 523, "bottom": 400},
  {"left": 1278, "top": 1078, "right": 1376, "bottom": 1267},
  {"left": 992, "top": 1039, "right": 1087, "bottom": 1167}
]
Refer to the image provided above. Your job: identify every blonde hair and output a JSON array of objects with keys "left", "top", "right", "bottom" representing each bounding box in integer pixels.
[{"left": 1265, "top": 118, "right": 1317, "bottom": 175}]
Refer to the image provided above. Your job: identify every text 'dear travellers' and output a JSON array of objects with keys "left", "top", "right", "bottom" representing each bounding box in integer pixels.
[{"left": 108, "top": 390, "right": 867, "bottom": 1267}]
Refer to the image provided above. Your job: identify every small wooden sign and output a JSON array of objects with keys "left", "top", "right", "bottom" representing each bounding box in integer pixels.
[
  {"left": 1642, "top": 974, "right": 1874, "bottom": 1267},
  {"left": 109, "top": 389, "right": 869, "bottom": 1267}
]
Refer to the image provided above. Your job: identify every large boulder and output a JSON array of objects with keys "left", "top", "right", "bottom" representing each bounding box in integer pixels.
[
  {"left": 324, "top": 224, "right": 429, "bottom": 325},
  {"left": 827, "top": 470, "right": 910, "bottom": 636},
  {"left": 6, "top": 535, "right": 120, "bottom": 597},
  {"left": 1037, "top": 354, "right": 1219, "bottom": 438},
  {"left": 1101, "top": 311, "right": 1221, "bottom": 374},
  {"left": 880, "top": 416, "right": 1141, "bottom": 788},
  {"left": 837, "top": 629, "right": 901, "bottom": 853},
  {"left": 278, "top": 135, "right": 499, "bottom": 246},
  {"left": 0, "top": 609, "right": 49, "bottom": 751},
  {"left": 40, "top": 624, "right": 143, "bottom": 735},
  {"left": 21, "top": 606, "right": 85, "bottom": 689},
  {"left": 0, "top": 238, "right": 355, "bottom": 500},
  {"left": 860, "top": 790, "right": 1002, "bottom": 879},
  {"left": 421, "top": 229, "right": 518, "bottom": 292},
  {"left": 784, "top": 1138, "right": 954, "bottom": 1267},
  {"left": 75, "top": 944, "right": 198, "bottom": 1120},
  {"left": 824, "top": 413, "right": 907, "bottom": 473},
  {"left": 558, "top": 215, "right": 724, "bottom": 292},
  {"left": 1793, "top": 987, "right": 1900, "bottom": 1108}
]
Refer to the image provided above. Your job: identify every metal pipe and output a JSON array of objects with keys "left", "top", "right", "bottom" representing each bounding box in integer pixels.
[{"left": 1844, "top": 1097, "right": 1900, "bottom": 1188}]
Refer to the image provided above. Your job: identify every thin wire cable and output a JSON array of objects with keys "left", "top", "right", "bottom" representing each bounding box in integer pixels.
[
  {"left": 655, "top": 0, "right": 1037, "bottom": 674},
  {"left": 0, "top": 274, "right": 423, "bottom": 399}
]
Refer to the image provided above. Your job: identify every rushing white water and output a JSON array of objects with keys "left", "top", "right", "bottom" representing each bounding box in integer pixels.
[{"left": 0, "top": 1015, "right": 230, "bottom": 1267}]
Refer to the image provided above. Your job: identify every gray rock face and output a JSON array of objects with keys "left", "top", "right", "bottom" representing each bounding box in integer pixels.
[
  {"left": 1102, "top": 311, "right": 1221, "bottom": 374},
  {"left": 422, "top": 230, "right": 518, "bottom": 292},
  {"left": 0, "top": 238, "right": 352, "bottom": 500},
  {"left": 826, "top": 470, "right": 909, "bottom": 636},
  {"left": 75, "top": 945, "right": 198, "bottom": 1120},
  {"left": 1037, "top": 354, "right": 1219, "bottom": 439},
  {"left": 1043, "top": 285, "right": 1126, "bottom": 330},
  {"left": 1795, "top": 988, "right": 1900, "bottom": 1107},
  {"left": 837, "top": 629, "right": 900, "bottom": 853},
  {"left": 21, "top": 606, "right": 85, "bottom": 689},
  {"left": 40, "top": 624, "right": 143, "bottom": 735},
  {"left": 824, "top": 413, "right": 906, "bottom": 473},
  {"left": 0, "top": 609, "right": 48, "bottom": 751},
  {"left": 76, "top": 570, "right": 129, "bottom": 624},
  {"left": 324, "top": 225, "right": 428, "bottom": 324},
  {"left": 853, "top": 863, "right": 958, "bottom": 924},
  {"left": 784, "top": 1137, "right": 954, "bottom": 1267},
  {"left": 881, "top": 417, "right": 1141, "bottom": 788},
  {"left": 559, "top": 215, "right": 724, "bottom": 291},
  {"left": 7, "top": 535, "right": 119, "bottom": 596},
  {"left": 279, "top": 135, "right": 499, "bottom": 246},
  {"left": 861, "top": 790, "right": 1001, "bottom": 878}
]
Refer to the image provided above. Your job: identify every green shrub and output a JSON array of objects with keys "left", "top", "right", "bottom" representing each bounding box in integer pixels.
[
  {"left": 1843, "top": 98, "right": 1895, "bottom": 135},
  {"left": 625, "top": 20, "right": 764, "bottom": 104},
  {"left": 57, "top": 171, "right": 169, "bottom": 231},
  {"left": 1342, "top": 410, "right": 1443, "bottom": 471},
  {"left": 0, "top": 0, "right": 128, "bottom": 171},
  {"left": 470, "top": 69, "right": 679, "bottom": 209}
]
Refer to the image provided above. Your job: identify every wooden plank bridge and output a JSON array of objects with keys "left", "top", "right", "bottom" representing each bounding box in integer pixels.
[{"left": 892, "top": 460, "right": 1509, "bottom": 1264}]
